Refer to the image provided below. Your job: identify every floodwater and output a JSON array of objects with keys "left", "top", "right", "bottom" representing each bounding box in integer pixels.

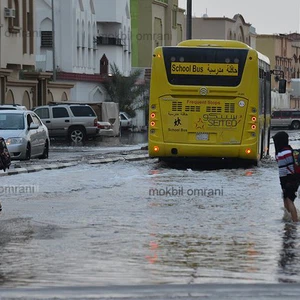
[{"left": 0, "top": 130, "right": 300, "bottom": 288}]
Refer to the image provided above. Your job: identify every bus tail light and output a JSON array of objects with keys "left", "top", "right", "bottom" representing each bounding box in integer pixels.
[
  {"left": 150, "top": 113, "right": 156, "bottom": 119},
  {"left": 154, "top": 146, "right": 159, "bottom": 152},
  {"left": 245, "top": 148, "right": 251, "bottom": 155},
  {"left": 250, "top": 115, "right": 257, "bottom": 131},
  {"left": 150, "top": 121, "right": 156, "bottom": 127}
]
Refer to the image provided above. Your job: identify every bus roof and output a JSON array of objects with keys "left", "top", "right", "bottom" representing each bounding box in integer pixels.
[
  {"left": 257, "top": 51, "right": 270, "bottom": 64},
  {"left": 177, "top": 39, "right": 251, "bottom": 49},
  {"left": 176, "top": 39, "right": 270, "bottom": 65}
]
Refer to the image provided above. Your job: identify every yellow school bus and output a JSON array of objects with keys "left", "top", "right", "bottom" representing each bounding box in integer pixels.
[{"left": 148, "top": 39, "right": 276, "bottom": 164}]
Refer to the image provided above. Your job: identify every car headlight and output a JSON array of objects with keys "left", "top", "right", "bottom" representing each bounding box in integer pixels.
[{"left": 6, "top": 137, "right": 24, "bottom": 145}]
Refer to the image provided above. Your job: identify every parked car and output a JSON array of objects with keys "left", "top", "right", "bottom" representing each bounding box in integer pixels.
[
  {"left": 0, "top": 104, "right": 27, "bottom": 110},
  {"left": 33, "top": 104, "right": 99, "bottom": 143},
  {"left": 97, "top": 121, "right": 114, "bottom": 137},
  {"left": 119, "top": 112, "right": 133, "bottom": 129},
  {"left": 0, "top": 110, "right": 50, "bottom": 160},
  {"left": 271, "top": 109, "right": 300, "bottom": 129}
]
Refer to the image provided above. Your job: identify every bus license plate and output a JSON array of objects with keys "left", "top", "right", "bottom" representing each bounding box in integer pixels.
[{"left": 196, "top": 133, "right": 209, "bottom": 140}]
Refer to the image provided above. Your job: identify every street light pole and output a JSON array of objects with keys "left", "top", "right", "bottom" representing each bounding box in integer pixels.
[
  {"left": 51, "top": 0, "right": 56, "bottom": 81},
  {"left": 186, "top": 0, "right": 192, "bottom": 39}
]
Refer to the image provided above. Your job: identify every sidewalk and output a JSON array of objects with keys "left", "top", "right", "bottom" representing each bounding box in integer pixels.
[
  {"left": 1, "top": 283, "right": 300, "bottom": 299},
  {"left": 0, "top": 147, "right": 150, "bottom": 177}
]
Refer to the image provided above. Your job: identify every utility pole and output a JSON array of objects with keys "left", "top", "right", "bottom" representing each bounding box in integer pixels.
[
  {"left": 51, "top": 0, "right": 56, "bottom": 81},
  {"left": 186, "top": 0, "right": 192, "bottom": 39}
]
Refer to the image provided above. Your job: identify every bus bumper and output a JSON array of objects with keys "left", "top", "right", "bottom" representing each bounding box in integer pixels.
[{"left": 148, "top": 142, "right": 258, "bottom": 161}]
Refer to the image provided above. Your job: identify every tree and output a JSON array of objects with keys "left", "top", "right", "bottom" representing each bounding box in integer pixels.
[{"left": 102, "top": 63, "right": 149, "bottom": 117}]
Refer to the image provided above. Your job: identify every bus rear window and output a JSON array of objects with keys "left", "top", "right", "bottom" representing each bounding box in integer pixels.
[{"left": 163, "top": 47, "right": 248, "bottom": 86}]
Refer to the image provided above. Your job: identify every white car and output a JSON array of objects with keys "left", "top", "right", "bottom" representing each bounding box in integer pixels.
[
  {"left": 0, "top": 104, "right": 27, "bottom": 110},
  {"left": 119, "top": 112, "right": 133, "bottom": 129},
  {"left": 0, "top": 110, "right": 50, "bottom": 160}
]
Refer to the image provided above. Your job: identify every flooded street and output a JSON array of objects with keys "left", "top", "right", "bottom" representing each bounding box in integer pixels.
[{"left": 1, "top": 130, "right": 300, "bottom": 290}]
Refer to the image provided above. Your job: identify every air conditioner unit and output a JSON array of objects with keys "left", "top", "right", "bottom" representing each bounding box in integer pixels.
[{"left": 4, "top": 8, "right": 16, "bottom": 18}]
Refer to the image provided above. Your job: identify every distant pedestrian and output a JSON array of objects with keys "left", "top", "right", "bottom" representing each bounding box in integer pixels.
[{"left": 273, "top": 131, "right": 299, "bottom": 222}]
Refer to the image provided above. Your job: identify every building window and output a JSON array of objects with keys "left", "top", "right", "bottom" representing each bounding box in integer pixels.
[
  {"left": 90, "top": 0, "right": 95, "bottom": 14},
  {"left": 41, "top": 31, "right": 53, "bottom": 48},
  {"left": 172, "top": 5, "right": 177, "bottom": 29},
  {"left": 177, "top": 24, "right": 182, "bottom": 42},
  {"left": 78, "top": 0, "right": 84, "bottom": 11},
  {"left": 154, "top": 18, "right": 162, "bottom": 47},
  {"left": 82, "top": 20, "right": 85, "bottom": 47},
  {"left": 8, "top": 0, "right": 20, "bottom": 33},
  {"left": 13, "top": 0, "right": 20, "bottom": 27},
  {"left": 100, "top": 54, "right": 108, "bottom": 75}
]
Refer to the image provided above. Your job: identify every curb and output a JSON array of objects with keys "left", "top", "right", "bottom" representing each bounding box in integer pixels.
[
  {"left": 0, "top": 154, "right": 150, "bottom": 176},
  {"left": 88, "top": 157, "right": 125, "bottom": 164},
  {"left": 0, "top": 162, "right": 79, "bottom": 176},
  {"left": 88, "top": 154, "right": 150, "bottom": 165}
]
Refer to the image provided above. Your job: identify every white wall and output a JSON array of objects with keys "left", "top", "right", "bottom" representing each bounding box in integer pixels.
[
  {"left": 271, "top": 91, "right": 290, "bottom": 109},
  {"left": 132, "top": 109, "right": 146, "bottom": 130},
  {"left": 69, "top": 81, "right": 107, "bottom": 103},
  {"left": 35, "top": 0, "right": 131, "bottom": 102},
  {"left": 36, "top": 0, "right": 96, "bottom": 74},
  {"left": 95, "top": 0, "right": 131, "bottom": 76}
]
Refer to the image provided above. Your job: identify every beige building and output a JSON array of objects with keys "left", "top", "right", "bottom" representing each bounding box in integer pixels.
[
  {"left": 189, "top": 13, "right": 300, "bottom": 108},
  {"left": 0, "top": 1, "right": 73, "bottom": 108},
  {"left": 256, "top": 33, "right": 300, "bottom": 109},
  {"left": 0, "top": 0, "right": 36, "bottom": 107},
  {"left": 131, "top": 0, "right": 185, "bottom": 68},
  {"left": 192, "top": 14, "right": 254, "bottom": 47},
  {"left": 256, "top": 34, "right": 296, "bottom": 91}
]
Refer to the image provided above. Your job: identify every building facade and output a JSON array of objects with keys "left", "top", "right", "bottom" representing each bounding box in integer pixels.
[
  {"left": 0, "top": 0, "right": 36, "bottom": 108},
  {"left": 192, "top": 14, "right": 253, "bottom": 47},
  {"left": 131, "top": 0, "right": 185, "bottom": 68},
  {"left": 35, "top": 0, "right": 131, "bottom": 103},
  {"left": 0, "top": 1, "right": 73, "bottom": 108},
  {"left": 188, "top": 13, "right": 300, "bottom": 109},
  {"left": 256, "top": 34, "right": 296, "bottom": 91}
]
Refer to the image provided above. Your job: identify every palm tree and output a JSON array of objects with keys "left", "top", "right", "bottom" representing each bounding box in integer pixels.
[{"left": 103, "top": 63, "right": 149, "bottom": 117}]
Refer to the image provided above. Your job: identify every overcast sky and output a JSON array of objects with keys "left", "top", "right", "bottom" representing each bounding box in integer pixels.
[{"left": 178, "top": 0, "right": 300, "bottom": 34}]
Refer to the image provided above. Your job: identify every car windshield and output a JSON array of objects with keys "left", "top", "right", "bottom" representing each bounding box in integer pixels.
[
  {"left": 0, "top": 113, "right": 24, "bottom": 130},
  {"left": 120, "top": 112, "right": 131, "bottom": 119}
]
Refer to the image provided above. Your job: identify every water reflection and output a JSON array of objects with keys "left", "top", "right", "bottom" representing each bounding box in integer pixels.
[
  {"left": 120, "top": 131, "right": 148, "bottom": 145},
  {"left": 0, "top": 218, "right": 35, "bottom": 286},
  {"left": 51, "top": 132, "right": 148, "bottom": 147},
  {"left": 278, "top": 223, "right": 300, "bottom": 283}
]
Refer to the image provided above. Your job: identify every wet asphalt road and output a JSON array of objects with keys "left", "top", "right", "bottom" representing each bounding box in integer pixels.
[{"left": 1, "top": 130, "right": 300, "bottom": 298}]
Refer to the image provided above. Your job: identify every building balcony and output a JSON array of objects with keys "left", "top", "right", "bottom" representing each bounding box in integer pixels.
[{"left": 95, "top": 36, "right": 123, "bottom": 46}]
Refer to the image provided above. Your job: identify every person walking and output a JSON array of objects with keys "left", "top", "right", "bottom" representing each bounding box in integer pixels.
[{"left": 273, "top": 131, "right": 299, "bottom": 222}]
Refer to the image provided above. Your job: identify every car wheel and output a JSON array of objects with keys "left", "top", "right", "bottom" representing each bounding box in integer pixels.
[
  {"left": 39, "top": 141, "right": 49, "bottom": 159},
  {"left": 69, "top": 127, "right": 86, "bottom": 143},
  {"left": 291, "top": 121, "right": 300, "bottom": 130},
  {"left": 25, "top": 143, "right": 31, "bottom": 160}
]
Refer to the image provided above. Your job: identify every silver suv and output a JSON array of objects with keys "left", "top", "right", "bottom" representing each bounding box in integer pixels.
[
  {"left": 33, "top": 104, "right": 99, "bottom": 143},
  {"left": 271, "top": 109, "right": 300, "bottom": 130}
]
